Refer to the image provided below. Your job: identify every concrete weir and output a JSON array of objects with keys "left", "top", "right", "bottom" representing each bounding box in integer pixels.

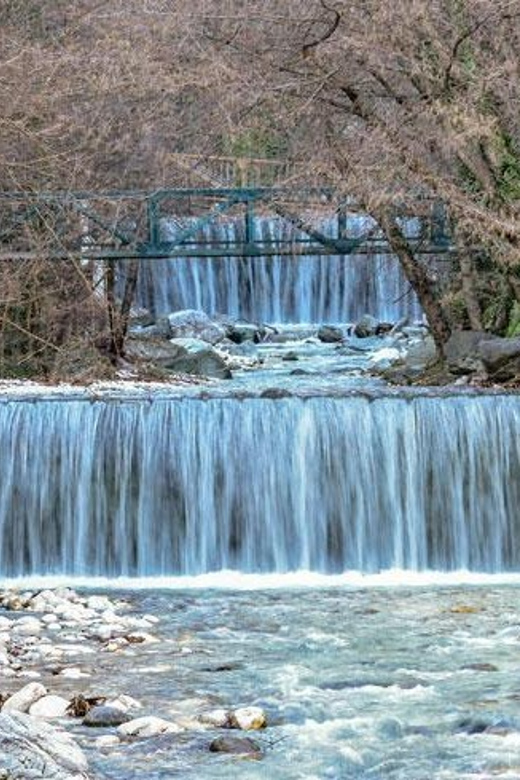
[{"left": 0, "top": 392, "right": 518, "bottom": 577}]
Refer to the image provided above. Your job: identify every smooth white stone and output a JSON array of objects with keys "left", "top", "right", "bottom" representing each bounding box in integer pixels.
[
  {"left": 232, "top": 706, "right": 267, "bottom": 730},
  {"left": 198, "top": 708, "right": 230, "bottom": 728},
  {"left": 29, "top": 694, "right": 69, "bottom": 719},
  {"left": 106, "top": 694, "right": 142, "bottom": 713},
  {"left": 3, "top": 682, "right": 47, "bottom": 713}
]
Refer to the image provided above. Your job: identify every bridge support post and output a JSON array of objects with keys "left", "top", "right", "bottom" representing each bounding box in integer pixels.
[
  {"left": 147, "top": 196, "right": 161, "bottom": 248},
  {"left": 245, "top": 199, "right": 255, "bottom": 244}
]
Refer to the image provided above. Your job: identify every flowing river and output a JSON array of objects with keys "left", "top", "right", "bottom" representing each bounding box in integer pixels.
[
  {"left": 26, "top": 576, "right": 518, "bottom": 780},
  {"left": 2, "top": 229, "right": 520, "bottom": 777}
]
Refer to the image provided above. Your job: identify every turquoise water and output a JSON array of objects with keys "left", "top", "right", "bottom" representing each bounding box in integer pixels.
[{"left": 66, "top": 580, "right": 520, "bottom": 779}]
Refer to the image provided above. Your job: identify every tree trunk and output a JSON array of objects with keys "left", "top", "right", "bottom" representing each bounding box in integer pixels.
[
  {"left": 104, "top": 259, "right": 139, "bottom": 359},
  {"left": 373, "top": 208, "right": 451, "bottom": 356},
  {"left": 459, "top": 250, "right": 483, "bottom": 330}
]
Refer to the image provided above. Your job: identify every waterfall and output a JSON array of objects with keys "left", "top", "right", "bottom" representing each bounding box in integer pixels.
[
  {"left": 1, "top": 394, "right": 518, "bottom": 576},
  {"left": 132, "top": 216, "right": 423, "bottom": 323}
]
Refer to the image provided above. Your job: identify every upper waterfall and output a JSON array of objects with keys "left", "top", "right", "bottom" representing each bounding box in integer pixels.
[{"left": 131, "top": 216, "right": 423, "bottom": 323}]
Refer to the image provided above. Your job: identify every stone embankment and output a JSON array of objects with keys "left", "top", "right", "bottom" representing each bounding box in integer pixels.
[{"left": 0, "top": 587, "right": 267, "bottom": 778}]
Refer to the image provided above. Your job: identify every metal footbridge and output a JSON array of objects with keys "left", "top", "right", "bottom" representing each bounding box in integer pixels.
[{"left": 0, "top": 157, "right": 454, "bottom": 261}]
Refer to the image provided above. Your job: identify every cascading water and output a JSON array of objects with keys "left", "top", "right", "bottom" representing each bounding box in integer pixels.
[
  {"left": 1, "top": 394, "right": 518, "bottom": 577},
  {"left": 132, "top": 216, "right": 423, "bottom": 322}
]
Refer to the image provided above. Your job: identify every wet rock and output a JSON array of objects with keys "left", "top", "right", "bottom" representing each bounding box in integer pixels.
[
  {"left": 29, "top": 695, "right": 69, "bottom": 719},
  {"left": 168, "top": 309, "right": 226, "bottom": 345},
  {"left": 128, "top": 306, "right": 155, "bottom": 328},
  {"left": 282, "top": 351, "right": 299, "bottom": 361},
  {"left": 229, "top": 706, "right": 267, "bottom": 731},
  {"left": 368, "top": 347, "right": 401, "bottom": 371},
  {"left": 317, "top": 325, "right": 344, "bottom": 343},
  {"left": 226, "top": 321, "right": 264, "bottom": 344},
  {"left": 117, "top": 715, "right": 183, "bottom": 738},
  {"left": 3, "top": 682, "right": 47, "bottom": 713},
  {"left": 444, "top": 330, "right": 492, "bottom": 375},
  {"left": 461, "top": 662, "right": 499, "bottom": 672},
  {"left": 260, "top": 388, "right": 293, "bottom": 399},
  {"left": 209, "top": 735, "right": 262, "bottom": 757},
  {"left": 353, "top": 314, "right": 379, "bottom": 338},
  {"left": 168, "top": 338, "right": 232, "bottom": 379},
  {"left": 83, "top": 705, "right": 132, "bottom": 728},
  {"left": 198, "top": 709, "right": 231, "bottom": 728},
  {"left": 455, "top": 715, "right": 518, "bottom": 735},
  {"left": 11, "top": 616, "right": 43, "bottom": 637},
  {"left": 105, "top": 694, "right": 142, "bottom": 713},
  {"left": 479, "top": 336, "right": 520, "bottom": 378},
  {"left": 0, "top": 711, "right": 88, "bottom": 778}
]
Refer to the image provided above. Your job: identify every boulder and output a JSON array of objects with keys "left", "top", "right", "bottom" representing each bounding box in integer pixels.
[
  {"left": 29, "top": 695, "right": 69, "bottom": 719},
  {"left": 229, "top": 706, "right": 267, "bottom": 731},
  {"left": 368, "top": 347, "right": 401, "bottom": 371},
  {"left": 198, "top": 709, "right": 231, "bottom": 728},
  {"left": 226, "top": 321, "right": 264, "bottom": 344},
  {"left": 404, "top": 336, "right": 437, "bottom": 369},
  {"left": 209, "top": 735, "right": 262, "bottom": 757},
  {"left": 353, "top": 314, "right": 379, "bottom": 338},
  {"left": 168, "top": 338, "right": 232, "bottom": 379},
  {"left": 0, "top": 711, "right": 88, "bottom": 779},
  {"left": 168, "top": 309, "right": 226, "bottom": 345},
  {"left": 128, "top": 306, "right": 155, "bottom": 328},
  {"left": 317, "top": 325, "right": 344, "bottom": 343},
  {"left": 125, "top": 336, "right": 232, "bottom": 379},
  {"left": 444, "top": 330, "right": 492, "bottom": 374},
  {"left": 479, "top": 336, "right": 520, "bottom": 377},
  {"left": 83, "top": 705, "right": 132, "bottom": 728}
]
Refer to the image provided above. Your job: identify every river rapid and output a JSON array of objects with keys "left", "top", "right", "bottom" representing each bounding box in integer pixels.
[{"left": 46, "top": 576, "right": 520, "bottom": 780}]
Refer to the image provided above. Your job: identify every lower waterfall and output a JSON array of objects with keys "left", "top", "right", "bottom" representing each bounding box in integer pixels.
[{"left": 1, "top": 394, "right": 518, "bottom": 577}]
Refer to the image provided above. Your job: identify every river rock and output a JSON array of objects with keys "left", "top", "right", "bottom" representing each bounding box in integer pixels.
[
  {"left": 479, "top": 336, "right": 520, "bottom": 378},
  {"left": 209, "top": 735, "right": 262, "bottom": 756},
  {"left": 83, "top": 705, "right": 132, "bottom": 728},
  {"left": 317, "top": 325, "right": 344, "bottom": 343},
  {"left": 0, "top": 711, "right": 88, "bottom": 778},
  {"left": 368, "top": 347, "right": 401, "bottom": 370},
  {"left": 105, "top": 694, "right": 142, "bottom": 713},
  {"left": 198, "top": 708, "right": 231, "bottom": 728},
  {"left": 3, "top": 682, "right": 47, "bottom": 713},
  {"left": 229, "top": 706, "right": 267, "bottom": 731},
  {"left": 354, "top": 314, "right": 379, "bottom": 338},
  {"left": 11, "top": 616, "right": 43, "bottom": 636},
  {"left": 444, "top": 330, "right": 492, "bottom": 374},
  {"left": 226, "top": 320, "right": 263, "bottom": 344},
  {"left": 128, "top": 306, "right": 155, "bottom": 328},
  {"left": 168, "top": 309, "right": 226, "bottom": 345},
  {"left": 167, "top": 338, "right": 232, "bottom": 379},
  {"left": 117, "top": 715, "right": 183, "bottom": 737},
  {"left": 29, "top": 695, "right": 69, "bottom": 719}
]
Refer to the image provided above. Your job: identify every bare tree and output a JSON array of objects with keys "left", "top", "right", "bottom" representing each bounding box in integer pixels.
[{"left": 190, "top": 0, "right": 520, "bottom": 351}]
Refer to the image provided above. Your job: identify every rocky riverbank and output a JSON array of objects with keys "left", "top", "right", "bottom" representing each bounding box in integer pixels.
[{"left": 0, "top": 587, "right": 268, "bottom": 778}]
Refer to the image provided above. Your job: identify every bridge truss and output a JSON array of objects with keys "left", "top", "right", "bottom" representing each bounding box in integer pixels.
[{"left": 0, "top": 187, "right": 454, "bottom": 262}]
